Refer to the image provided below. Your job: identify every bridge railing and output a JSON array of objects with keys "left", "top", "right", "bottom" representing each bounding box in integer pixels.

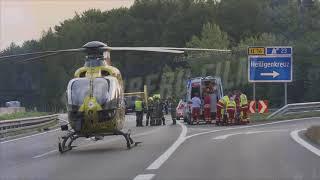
[
  {"left": 0, "top": 114, "right": 58, "bottom": 138},
  {"left": 267, "top": 102, "right": 320, "bottom": 119}
]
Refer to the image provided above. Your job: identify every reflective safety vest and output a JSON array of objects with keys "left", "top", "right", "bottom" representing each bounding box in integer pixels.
[
  {"left": 227, "top": 99, "right": 236, "bottom": 110},
  {"left": 135, "top": 100, "right": 143, "bottom": 111},
  {"left": 217, "top": 95, "right": 229, "bottom": 110},
  {"left": 240, "top": 94, "right": 248, "bottom": 106},
  {"left": 220, "top": 96, "right": 230, "bottom": 105}
]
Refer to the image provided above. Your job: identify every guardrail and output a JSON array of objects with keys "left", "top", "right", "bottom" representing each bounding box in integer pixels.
[
  {"left": 267, "top": 102, "right": 320, "bottom": 119},
  {"left": 0, "top": 114, "right": 59, "bottom": 138}
]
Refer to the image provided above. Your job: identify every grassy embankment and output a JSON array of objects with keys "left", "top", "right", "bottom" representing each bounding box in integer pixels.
[{"left": 249, "top": 111, "right": 320, "bottom": 122}]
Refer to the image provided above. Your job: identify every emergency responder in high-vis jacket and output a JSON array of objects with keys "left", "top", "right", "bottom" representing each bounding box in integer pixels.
[
  {"left": 234, "top": 90, "right": 249, "bottom": 124},
  {"left": 216, "top": 93, "right": 231, "bottom": 126},
  {"left": 146, "top": 97, "right": 154, "bottom": 126},
  {"left": 240, "top": 91, "right": 249, "bottom": 124},
  {"left": 226, "top": 95, "right": 236, "bottom": 125},
  {"left": 134, "top": 97, "right": 144, "bottom": 127}
]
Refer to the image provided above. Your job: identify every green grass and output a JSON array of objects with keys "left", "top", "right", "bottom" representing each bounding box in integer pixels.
[
  {"left": 306, "top": 125, "right": 320, "bottom": 145},
  {"left": 0, "top": 111, "right": 50, "bottom": 121},
  {"left": 249, "top": 113, "right": 271, "bottom": 122},
  {"left": 250, "top": 111, "right": 320, "bottom": 122}
]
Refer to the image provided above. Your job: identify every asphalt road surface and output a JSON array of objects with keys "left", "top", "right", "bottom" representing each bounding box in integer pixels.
[{"left": 1, "top": 114, "right": 320, "bottom": 180}]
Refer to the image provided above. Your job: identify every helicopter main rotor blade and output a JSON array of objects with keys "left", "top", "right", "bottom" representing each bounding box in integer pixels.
[
  {"left": 16, "top": 52, "right": 60, "bottom": 63},
  {"left": 104, "top": 46, "right": 231, "bottom": 53},
  {"left": 158, "top": 47, "right": 232, "bottom": 52},
  {"left": 0, "top": 48, "right": 85, "bottom": 60},
  {"left": 102, "top": 47, "right": 184, "bottom": 54}
]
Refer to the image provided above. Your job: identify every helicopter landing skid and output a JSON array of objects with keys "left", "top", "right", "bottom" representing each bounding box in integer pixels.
[
  {"left": 58, "top": 131, "right": 79, "bottom": 154},
  {"left": 113, "top": 129, "right": 141, "bottom": 149},
  {"left": 58, "top": 130, "right": 142, "bottom": 154}
]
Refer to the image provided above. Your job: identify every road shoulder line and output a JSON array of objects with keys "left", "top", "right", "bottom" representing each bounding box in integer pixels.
[
  {"left": 290, "top": 129, "right": 320, "bottom": 157},
  {"left": 133, "top": 174, "right": 155, "bottom": 180}
]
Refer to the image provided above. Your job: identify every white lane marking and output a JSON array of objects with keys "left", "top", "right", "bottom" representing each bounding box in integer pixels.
[
  {"left": 1, "top": 128, "right": 60, "bottom": 144},
  {"left": 32, "top": 128, "right": 161, "bottom": 159},
  {"left": 290, "top": 129, "right": 320, "bottom": 157},
  {"left": 245, "top": 129, "right": 287, "bottom": 135},
  {"left": 213, "top": 133, "right": 241, "bottom": 140},
  {"left": 212, "top": 129, "right": 287, "bottom": 140},
  {"left": 147, "top": 120, "right": 187, "bottom": 170},
  {"left": 133, "top": 174, "right": 155, "bottom": 180},
  {"left": 32, "top": 150, "right": 57, "bottom": 159},
  {"left": 145, "top": 117, "right": 318, "bottom": 170},
  {"left": 245, "top": 130, "right": 266, "bottom": 134},
  {"left": 188, "top": 127, "right": 213, "bottom": 131}
]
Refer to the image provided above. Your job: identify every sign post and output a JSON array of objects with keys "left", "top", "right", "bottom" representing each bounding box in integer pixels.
[
  {"left": 248, "top": 46, "right": 293, "bottom": 106},
  {"left": 284, "top": 82, "right": 287, "bottom": 105}
]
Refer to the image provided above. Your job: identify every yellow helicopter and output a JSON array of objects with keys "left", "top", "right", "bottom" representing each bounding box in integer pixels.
[{"left": 0, "top": 41, "right": 230, "bottom": 153}]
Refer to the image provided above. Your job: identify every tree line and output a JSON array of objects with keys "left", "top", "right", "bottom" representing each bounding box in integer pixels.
[{"left": 0, "top": 0, "right": 319, "bottom": 110}]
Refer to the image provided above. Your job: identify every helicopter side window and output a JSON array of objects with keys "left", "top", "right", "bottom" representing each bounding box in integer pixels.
[
  {"left": 101, "top": 70, "right": 110, "bottom": 77},
  {"left": 79, "top": 71, "right": 86, "bottom": 77}
]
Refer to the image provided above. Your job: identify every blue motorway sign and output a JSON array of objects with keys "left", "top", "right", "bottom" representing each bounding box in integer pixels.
[
  {"left": 266, "top": 47, "right": 292, "bottom": 55},
  {"left": 248, "top": 46, "right": 292, "bottom": 82}
]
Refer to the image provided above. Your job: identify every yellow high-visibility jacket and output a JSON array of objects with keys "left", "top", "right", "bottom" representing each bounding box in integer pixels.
[
  {"left": 240, "top": 94, "right": 248, "bottom": 106},
  {"left": 135, "top": 100, "right": 143, "bottom": 111}
]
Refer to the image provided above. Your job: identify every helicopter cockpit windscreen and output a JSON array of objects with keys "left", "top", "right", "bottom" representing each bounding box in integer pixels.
[{"left": 67, "top": 77, "right": 120, "bottom": 110}]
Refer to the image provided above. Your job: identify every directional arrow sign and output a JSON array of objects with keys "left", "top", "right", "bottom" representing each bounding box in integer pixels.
[
  {"left": 260, "top": 71, "right": 280, "bottom": 78},
  {"left": 249, "top": 101, "right": 256, "bottom": 113},
  {"left": 248, "top": 56, "right": 292, "bottom": 82},
  {"left": 258, "top": 100, "right": 268, "bottom": 113}
]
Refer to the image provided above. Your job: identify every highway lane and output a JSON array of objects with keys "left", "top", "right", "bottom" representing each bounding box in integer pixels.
[
  {"left": 1, "top": 115, "right": 320, "bottom": 180},
  {"left": 0, "top": 114, "right": 181, "bottom": 180},
  {"left": 154, "top": 117, "right": 320, "bottom": 180}
]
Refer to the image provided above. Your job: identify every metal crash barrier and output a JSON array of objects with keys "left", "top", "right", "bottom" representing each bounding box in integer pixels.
[{"left": 267, "top": 102, "right": 320, "bottom": 119}]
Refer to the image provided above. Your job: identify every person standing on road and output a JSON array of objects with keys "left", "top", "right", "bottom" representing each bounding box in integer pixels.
[
  {"left": 153, "top": 96, "right": 166, "bottom": 126},
  {"left": 234, "top": 90, "right": 241, "bottom": 125},
  {"left": 134, "top": 97, "right": 144, "bottom": 127},
  {"left": 146, "top": 97, "right": 154, "bottom": 126},
  {"left": 216, "top": 93, "right": 231, "bottom": 126},
  {"left": 161, "top": 99, "right": 166, "bottom": 125},
  {"left": 239, "top": 90, "right": 249, "bottom": 124},
  {"left": 210, "top": 88, "right": 218, "bottom": 123},
  {"left": 191, "top": 93, "right": 202, "bottom": 125},
  {"left": 169, "top": 97, "right": 177, "bottom": 125},
  {"left": 203, "top": 92, "right": 211, "bottom": 124},
  {"left": 226, "top": 93, "right": 236, "bottom": 125},
  {"left": 164, "top": 99, "right": 169, "bottom": 115}
]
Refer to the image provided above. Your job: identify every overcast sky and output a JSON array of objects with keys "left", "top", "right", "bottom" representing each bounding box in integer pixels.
[{"left": 0, "top": 0, "right": 134, "bottom": 50}]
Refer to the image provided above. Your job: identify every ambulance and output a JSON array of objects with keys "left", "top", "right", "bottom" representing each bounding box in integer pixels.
[{"left": 183, "top": 76, "right": 224, "bottom": 124}]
